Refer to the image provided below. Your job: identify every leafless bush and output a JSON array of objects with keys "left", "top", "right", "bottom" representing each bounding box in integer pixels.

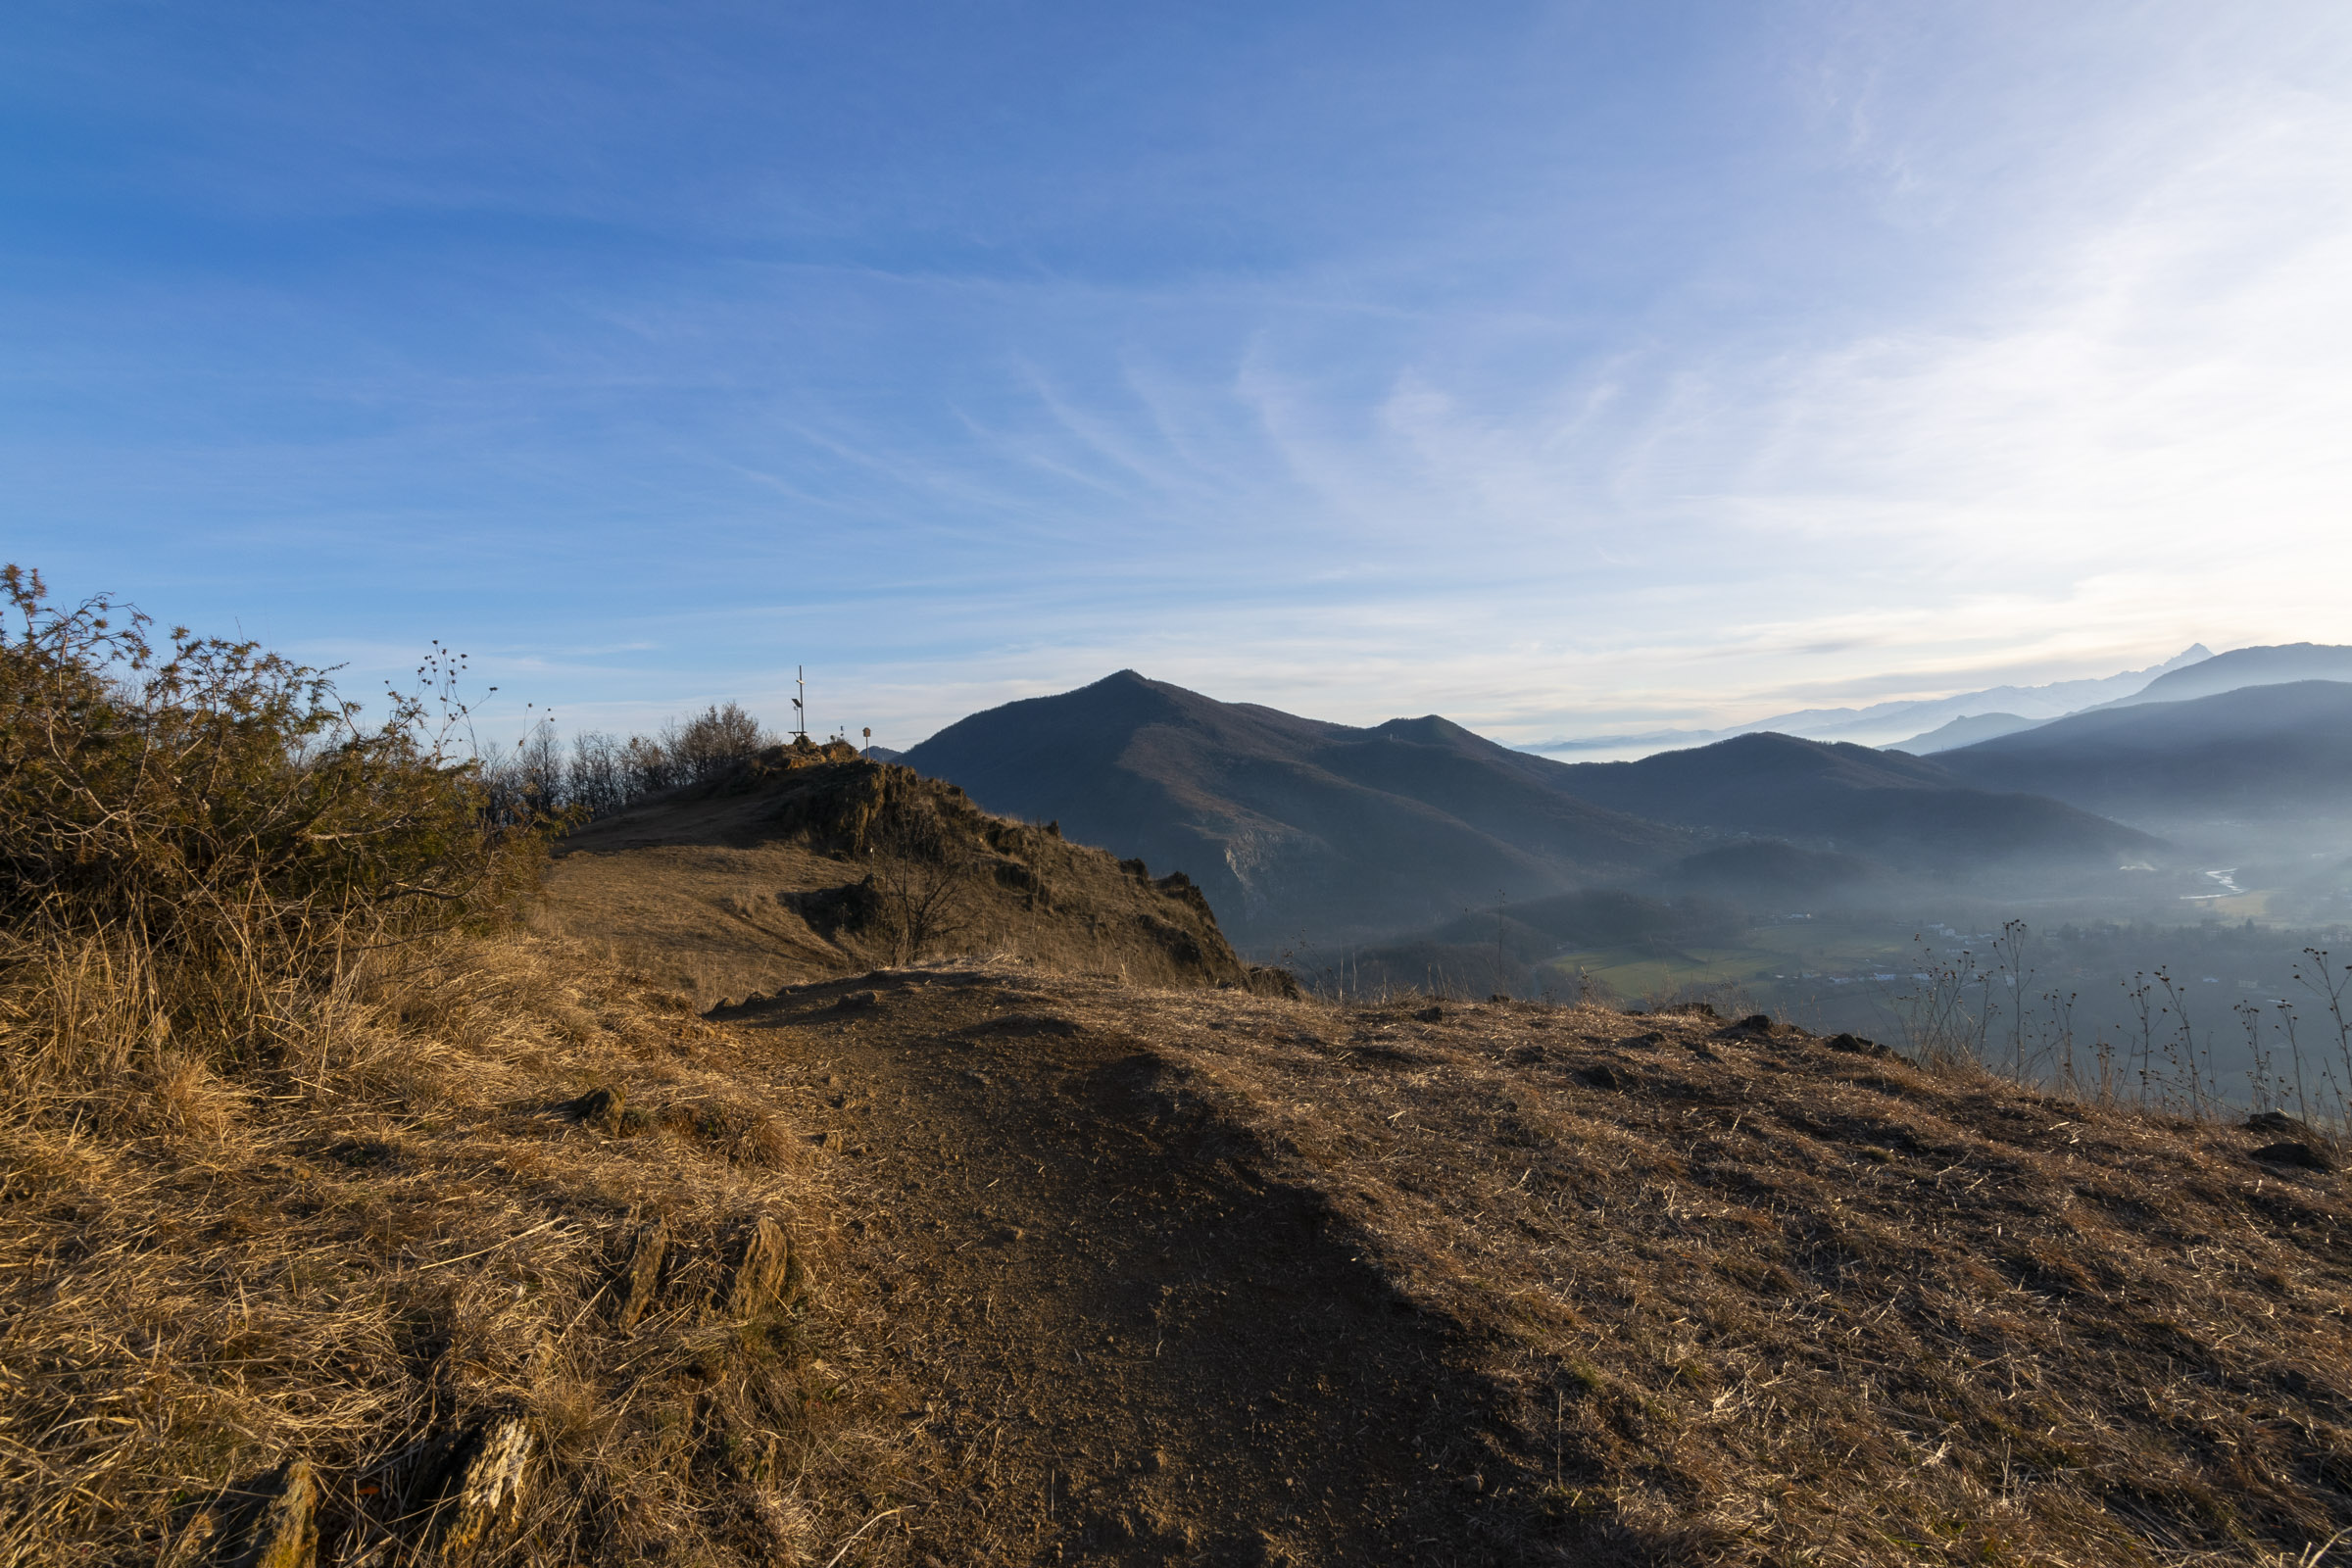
[
  {"left": 866, "top": 806, "right": 978, "bottom": 964},
  {"left": 1889, "top": 919, "right": 2352, "bottom": 1137},
  {"left": 0, "top": 565, "right": 550, "bottom": 1098},
  {"left": 564, "top": 729, "right": 631, "bottom": 817},
  {"left": 661, "top": 702, "right": 772, "bottom": 784},
  {"left": 534, "top": 706, "right": 783, "bottom": 822}
]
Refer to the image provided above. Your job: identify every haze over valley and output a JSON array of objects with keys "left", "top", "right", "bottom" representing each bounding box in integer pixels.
[{"left": 899, "top": 644, "right": 2352, "bottom": 1091}]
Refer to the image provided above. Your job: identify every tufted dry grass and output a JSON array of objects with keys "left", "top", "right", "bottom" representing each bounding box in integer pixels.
[
  {"left": 0, "top": 929, "right": 891, "bottom": 1567},
  {"left": 1074, "top": 984, "right": 2352, "bottom": 1565}
]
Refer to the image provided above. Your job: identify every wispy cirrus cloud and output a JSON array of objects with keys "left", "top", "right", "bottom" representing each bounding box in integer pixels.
[{"left": 5, "top": 1, "right": 2349, "bottom": 749}]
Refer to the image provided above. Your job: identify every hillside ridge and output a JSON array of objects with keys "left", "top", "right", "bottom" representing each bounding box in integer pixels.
[
  {"left": 1934, "top": 677, "right": 2352, "bottom": 826},
  {"left": 904, "top": 671, "right": 1688, "bottom": 948},
  {"left": 549, "top": 739, "right": 1291, "bottom": 1004}
]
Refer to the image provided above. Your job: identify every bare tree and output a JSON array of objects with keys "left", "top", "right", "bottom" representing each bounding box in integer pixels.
[
  {"left": 623, "top": 733, "right": 675, "bottom": 798},
  {"left": 565, "top": 730, "right": 630, "bottom": 818},
  {"left": 660, "top": 702, "right": 771, "bottom": 784},
  {"left": 515, "top": 717, "right": 564, "bottom": 818},
  {"left": 867, "top": 805, "right": 977, "bottom": 963}
]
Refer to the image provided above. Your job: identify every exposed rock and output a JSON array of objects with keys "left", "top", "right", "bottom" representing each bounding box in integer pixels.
[
  {"left": 1825, "top": 1032, "right": 1889, "bottom": 1057},
  {"left": 241, "top": 1458, "right": 318, "bottom": 1568},
  {"left": 554, "top": 756, "right": 1258, "bottom": 992},
  {"left": 437, "top": 1417, "right": 532, "bottom": 1561},
  {"left": 616, "top": 1216, "right": 668, "bottom": 1331},
  {"left": 726, "top": 1216, "right": 797, "bottom": 1319}
]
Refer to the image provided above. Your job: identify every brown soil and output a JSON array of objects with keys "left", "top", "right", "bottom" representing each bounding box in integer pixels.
[
  {"left": 710, "top": 972, "right": 1537, "bottom": 1565},
  {"left": 705, "top": 969, "right": 2352, "bottom": 1566}
]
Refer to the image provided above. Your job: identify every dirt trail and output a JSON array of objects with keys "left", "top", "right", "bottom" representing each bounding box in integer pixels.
[{"left": 717, "top": 970, "right": 1540, "bottom": 1567}]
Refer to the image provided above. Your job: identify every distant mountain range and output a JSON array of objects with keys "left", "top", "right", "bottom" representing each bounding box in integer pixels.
[
  {"left": 1529, "top": 645, "right": 2212, "bottom": 758},
  {"left": 903, "top": 671, "right": 1687, "bottom": 946},
  {"left": 1537, "top": 732, "right": 2160, "bottom": 868},
  {"left": 1886, "top": 712, "right": 2038, "bottom": 755},
  {"left": 1933, "top": 679, "right": 2352, "bottom": 827},
  {"left": 2082, "top": 643, "right": 2352, "bottom": 711},
  {"left": 904, "top": 671, "right": 2165, "bottom": 948}
]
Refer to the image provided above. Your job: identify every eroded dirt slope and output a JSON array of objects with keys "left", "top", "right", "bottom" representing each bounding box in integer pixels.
[
  {"left": 703, "top": 967, "right": 2351, "bottom": 1567},
  {"left": 711, "top": 972, "right": 1536, "bottom": 1565}
]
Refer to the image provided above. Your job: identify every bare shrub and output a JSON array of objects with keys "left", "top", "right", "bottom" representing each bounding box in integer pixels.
[
  {"left": 661, "top": 702, "right": 772, "bottom": 785},
  {"left": 0, "top": 568, "right": 537, "bottom": 955},
  {"left": 564, "top": 729, "right": 631, "bottom": 818},
  {"left": 865, "top": 805, "right": 978, "bottom": 964},
  {"left": 0, "top": 567, "right": 556, "bottom": 1114}
]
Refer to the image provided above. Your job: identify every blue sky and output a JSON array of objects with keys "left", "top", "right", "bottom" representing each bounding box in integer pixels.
[{"left": 7, "top": 2, "right": 2350, "bottom": 749}]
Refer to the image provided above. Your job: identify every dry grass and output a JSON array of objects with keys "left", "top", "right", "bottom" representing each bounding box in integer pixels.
[
  {"left": 22, "top": 894, "right": 2342, "bottom": 1562},
  {"left": 15, "top": 572, "right": 2340, "bottom": 1566},
  {"left": 0, "top": 929, "right": 897, "bottom": 1567},
  {"left": 0, "top": 577, "right": 920, "bottom": 1563},
  {"left": 545, "top": 757, "right": 1270, "bottom": 1009},
  {"left": 1027, "top": 982, "right": 2352, "bottom": 1565}
]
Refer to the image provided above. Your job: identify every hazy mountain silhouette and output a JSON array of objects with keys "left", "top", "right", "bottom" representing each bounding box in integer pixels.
[
  {"left": 905, "top": 674, "right": 2167, "bottom": 948},
  {"left": 1885, "top": 712, "right": 2038, "bottom": 755},
  {"left": 902, "top": 671, "right": 1689, "bottom": 945},
  {"left": 1540, "top": 732, "right": 2162, "bottom": 868},
  {"left": 2082, "top": 643, "right": 2352, "bottom": 710},
  {"left": 1530, "top": 644, "right": 2209, "bottom": 757},
  {"left": 1933, "top": 679, "right": 2352, "bottom": 826}
]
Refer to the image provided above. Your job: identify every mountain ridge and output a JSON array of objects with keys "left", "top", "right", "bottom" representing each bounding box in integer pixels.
[
  {"left": 1538, "top": 730, "right": 2164, "bottom": 868},
  {"left": 1526, "top": 644, "right": 2211, "bottom": 757},
  {"left": 2081, "top": 643, "right": 2352, "bottom": 711},
  {"left": 905, "top": 673, "right": 2165, "bottom": 948},
  {"left": 1884, "top": 711, "right": 2040, "bottom": 755},
  {"left": 1933, "top": 678, "right": 2352, "bottom": 827},
  {"left": 904, "top": 670, "right": 1690, "bottom": 947}
]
